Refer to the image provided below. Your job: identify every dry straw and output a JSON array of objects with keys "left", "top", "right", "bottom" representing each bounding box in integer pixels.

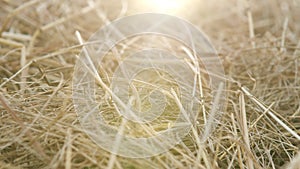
[{"left": 0, "top": 0, "right": 299, "bottom": 168}]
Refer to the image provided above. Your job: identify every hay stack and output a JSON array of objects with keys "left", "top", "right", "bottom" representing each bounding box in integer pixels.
[{"left": 0, "top": 0, "right": 299, "bottom": 168}]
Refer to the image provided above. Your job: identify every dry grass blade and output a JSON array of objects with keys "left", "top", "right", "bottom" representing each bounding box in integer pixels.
[
  {"left": 0, "top": 93, "right": 49, "bottom": 161},
  {"left": 241, "top": 86, "right": 300, "bottom": 141},
  {"left": 239, "top": 91, "right": 254, "bottom": 169}
]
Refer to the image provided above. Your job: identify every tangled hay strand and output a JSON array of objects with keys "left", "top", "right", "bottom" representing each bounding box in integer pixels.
[{"left": 0, "top": 0, "right": 299, "bottom": 168}]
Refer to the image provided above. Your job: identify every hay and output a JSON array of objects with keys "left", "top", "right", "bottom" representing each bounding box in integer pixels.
[{"left": 0, "top": 0, "right": 299, "bottom": 168}]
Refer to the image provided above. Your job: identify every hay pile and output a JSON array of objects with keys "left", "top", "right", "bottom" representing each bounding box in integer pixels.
[{"left": 0, "top": 0, "right": 299, "bottom": 168}]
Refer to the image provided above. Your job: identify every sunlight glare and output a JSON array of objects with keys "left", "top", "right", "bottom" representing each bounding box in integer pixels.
[{"left": 149, "top": 0, "right": 185, "bottom": 14}]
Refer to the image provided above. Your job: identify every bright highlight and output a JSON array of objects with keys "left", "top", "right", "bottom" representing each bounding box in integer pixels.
[{"left": 146, "top": 0, "right": 185, "bottom": 14}]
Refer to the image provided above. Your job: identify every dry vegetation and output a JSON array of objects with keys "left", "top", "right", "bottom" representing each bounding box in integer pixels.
[{"left": 0, "top": 0, "right": 300, "bottom": 168}]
